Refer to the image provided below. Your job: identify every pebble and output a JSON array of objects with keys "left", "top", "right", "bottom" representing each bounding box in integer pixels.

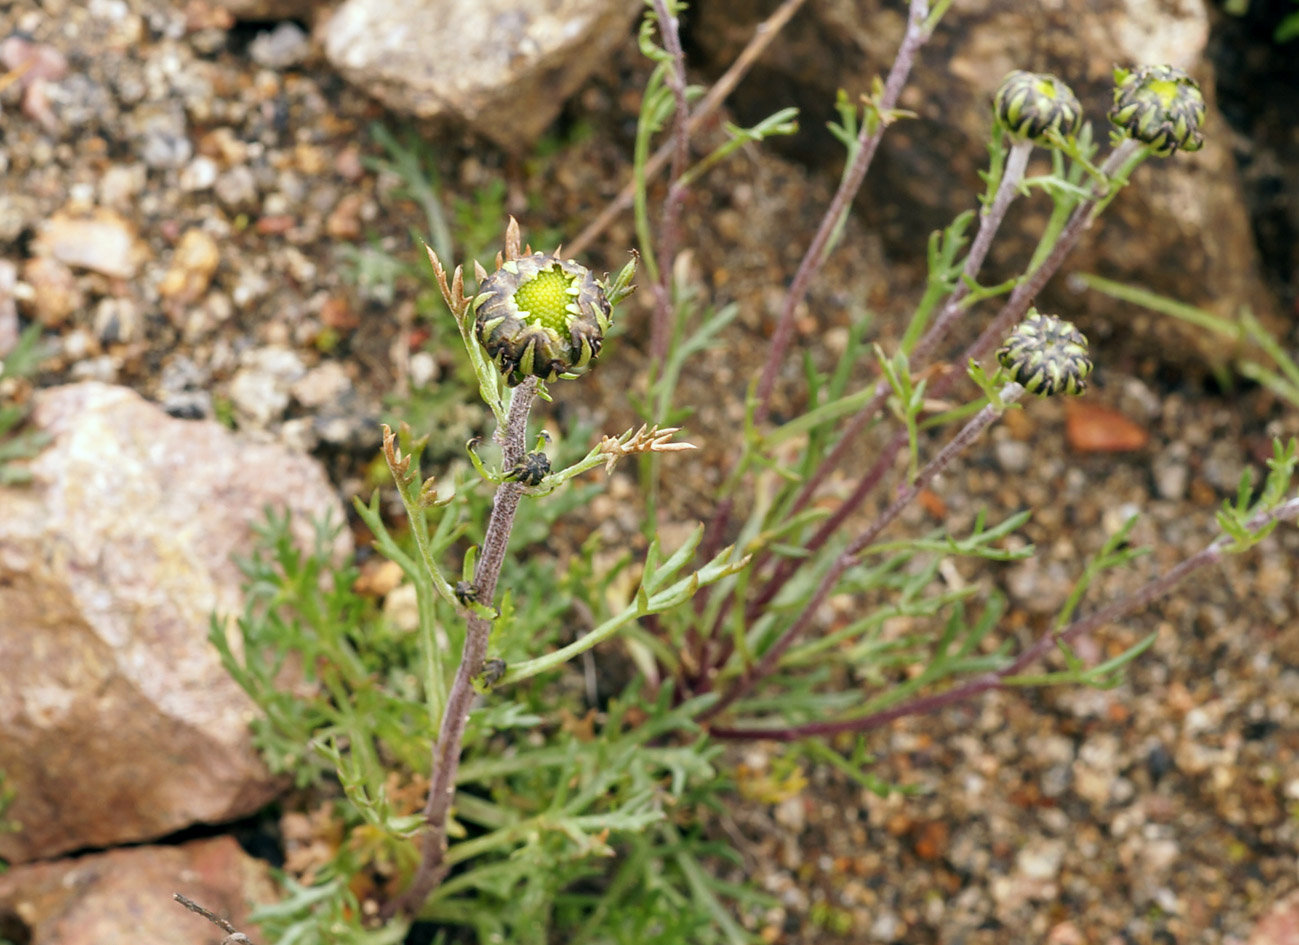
[
  {"left": 993, "top": 437, "right": 1032, "bottom": 474},
  {"left": 249, "top": 22, "right": 311, "bottom": 70},
  {"left": 228, "top": 346, "right": 306, "bottom": 427},
  {"left": 179, "top": 155, "right": 219, "bottom": 192},
  {"left": 290, "top": 361, "right": 352, "bottom": 409},
  {"left": 215, "top": 166, "right": 259, "bottom": 210},
  {"left": 34, "top": 208, "right": 140, "bottom": 279},
  {"left": 1153, "top": 442, "right": 1191, "bottom": 500},
  {"left": 21, "top": 256, "right": 83, "bottom": 327},
  {"left": 158, "top": 228, "right": 221, "bottom": 304},
  {"left": 94, "top": 296, "right": 142, "bottom": 345}
]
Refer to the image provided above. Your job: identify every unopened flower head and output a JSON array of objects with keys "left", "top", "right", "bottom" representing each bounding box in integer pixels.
[
  {"left": 1109, "top": 65, "right": 1205, "bottom": 157},
  {"left": 993, "top": 70, "right": 1083, "bottom": 145},
  {"left": 997, "top": 311, "right": 1092, "bottom": 396},
  {"left": 473, "top": 252, "right": 612, "bottom": 385}
]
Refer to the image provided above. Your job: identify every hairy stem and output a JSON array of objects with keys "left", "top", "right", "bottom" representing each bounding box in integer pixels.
[
  {"left": 568, "top": 0, "right": 810, "bottom": 258},
  {"left": 751, "top": 0, "right": 933, "bottom": 427},
  {"left": 385, "top": 377, "right": 537, "bottom": 921}
]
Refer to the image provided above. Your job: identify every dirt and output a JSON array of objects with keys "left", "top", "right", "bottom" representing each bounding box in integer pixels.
[{"left": 3, "top": 1, "right": 1298, "bottom": 943}]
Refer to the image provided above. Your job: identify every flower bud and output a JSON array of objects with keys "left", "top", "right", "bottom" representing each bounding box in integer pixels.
[
  {"left": 473, "top": 252, "right": 611, "bottom": 385},
  {"left": 993, "top": 70, "right": 1083, "bottom": 145},
  {"left": 997, "top": 312, "right": 1092, "bottom": 396},
  {"left": 1109, "top": 65, "right": 1205, "bottom": 157}
]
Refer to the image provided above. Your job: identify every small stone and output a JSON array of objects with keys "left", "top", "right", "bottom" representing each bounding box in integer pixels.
[
  {"left": 20, "top": 256, "right": 83, "bottom": 327},
  {"left": 179, "top": 154, "right": 219, "bottom": 191},
  {"left": 98, "top": 163, "right": 147, "bottom": 209},
  {"left": 325, "top": 191, "right": 366, "bottom": 240},
  {"left": 290, "top": 360, "right": 352, "bottom": 408},
  {"left": 215, "top": 165, "right": 259, "bottom": 210},
  {"left": 228, "top": 345, "right": 306, "bottom": 427},
  {"left": 250, "top": 21, "right": 311, "bottom": 69},
  {"left": 128, "top": 102, "right": 193, "bottom": 170},
  {"left": 409, "top": 350, "right": 437, "bottom": 388},
  {"left": 93, "top": 296, "right": 143, "bottom": 345},
  {"left": 33, "top": 207, "right": 142, "bottom": 279},
  {"left": 158, "top": 228, "right": 221, "bottom": 304},
  {"left": 994, "top": 437, "right": 1032, "bottom": 474},
  {"left": 1064, "top": 400, "right": 1150, "bottom": 453}
]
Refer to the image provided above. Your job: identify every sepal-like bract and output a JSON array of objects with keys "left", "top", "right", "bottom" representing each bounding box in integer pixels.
[
  {"left": 1109, "top": 65, "right": 1205, "bottom": 157},
  {"left": 994, "top": 70, "right": 1084, "bottom": 145},
  {"left": 997, "top": 311, "right": 1093, "bottom": 396}
]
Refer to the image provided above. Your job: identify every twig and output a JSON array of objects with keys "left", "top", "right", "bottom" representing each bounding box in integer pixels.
[
  {"left": 567, "top": 0, "right": 810, "bottom": 258},
  {"left": 173, "top": 893, "right": 253, "bottom": 945}
]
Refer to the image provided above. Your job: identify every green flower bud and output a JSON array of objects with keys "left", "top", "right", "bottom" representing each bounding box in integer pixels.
[
  {"left": 1109, "top": 65, "right": 1205, "bottom": 157},
  {"left": 507, "top": 451, "right": 551, "bottom": 487},
  {"left": 997, "top": 312, "right": 1092, "bottom": 396},
  {"left": 993, "top": 70, "right": 1083, "bottom": 144},
  {"left": 473, "top": 252, "right": 611, "bottom": 385}
]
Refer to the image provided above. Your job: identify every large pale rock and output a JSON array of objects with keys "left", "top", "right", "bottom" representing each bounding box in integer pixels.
[
  {"left": 321, "top": 0, "right": 640, "bottom": 149},
  {"left": 690, "top": 0, "right": 1277, "bottom": 372},
  {"left": 207, "top": 0, "right": 331, "bottom": 19},
  {"left": 0, "top": 836, "right": 276, "bottom": 945},
  {"left": 0, "top": 382, "right": 351, "bottom": 863}
]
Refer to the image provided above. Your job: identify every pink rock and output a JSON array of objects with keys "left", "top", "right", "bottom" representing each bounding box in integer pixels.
[
  {"left": 0, "top": 382, "right": 351, "bottom": 863},
  {"left": 32, "top": 208, "right": 143, "bottom": 280},
  {"left": 0, "top": 835, "right": 276, "bottom": 945},
  {"left": 1251, "top": 891, "right": 1299, "bottom": 945}
]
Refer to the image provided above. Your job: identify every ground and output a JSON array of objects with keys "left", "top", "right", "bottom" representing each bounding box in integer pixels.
[{"left": 3, "top": 0, "right": 1298, "bottom": 942}]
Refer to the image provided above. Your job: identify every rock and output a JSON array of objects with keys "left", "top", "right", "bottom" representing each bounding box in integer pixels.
[
  {"left": 228, "top": 345, "right": 307, "bottom": 427},
  {"left": 209, "top": 0, "right": 331, "bottom": 19},
  {"left": 32, "top": 207, "right": 142, "bottom": 280},
  {"left": 321, "top": 0, "right": 641, "bottom": 150},
  {"left": 0, "top": 836, "right": 275, "bottom": 945},
  {"left": 0, "top": 260, "right": 22, "bottom": 356},
  {"left": 158, "top": 228, "right": 222, "bottom": 307},
  {"left": 1251, "top": 891, "right": 1299, "bottom": 945},
  {"left": 688, "top": 0, "right": 1278, "bottom": 373},
  {"left": 0, "top": 382, "right": 350, "bottom": 863},
  {"left": 249, "top": 21, "right": 312, "bottom": 69}
]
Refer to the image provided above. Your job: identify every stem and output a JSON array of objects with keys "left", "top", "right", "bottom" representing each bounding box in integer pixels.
[
  {"left": 567, "top": 0, "right": 810, "bottom": 258},
  {"left": 699, "top": 383, "right": 1023, "bottom": 723},
  {"left": 648, "top": 0, "right": 691, "bottom": 367},
  {"left": 709, "top": 496, "right": 1299, "bottom": 741},
  {"left": 725, "top": 138, "right": 1144, "bottom": 646},
  {"left": 699, "top": 137, "right": 1035, "bottom": 654},
  {"left": 751, "top": 0, "right": 932, "bottom": 428},
  {"left": 384, "top": 377, "right": 537, "bottom": 921}
]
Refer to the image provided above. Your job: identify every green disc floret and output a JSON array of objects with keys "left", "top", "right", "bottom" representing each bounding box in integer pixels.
[{"left": 513, "top": 266, "right": 579, "bottom": 333}]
